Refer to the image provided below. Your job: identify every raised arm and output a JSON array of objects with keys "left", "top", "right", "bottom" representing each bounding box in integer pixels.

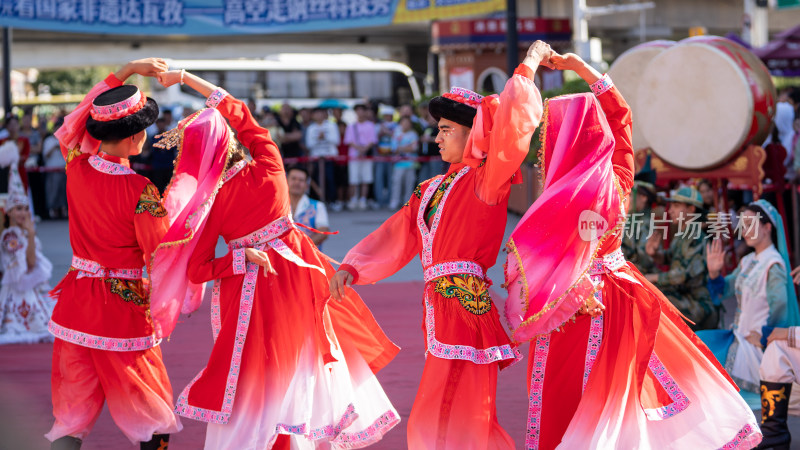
[
  {"left": 56, "top": 58, "right": 168, "bottom": 159},
  {"left": 158, "top": 70, "right": 283, "bottom": 172},
  {"left": 594, "top": 81, "right": 634, "bottom": 194},
  {"left": 213, "top": 93, "right": 283, "bottom": 171},
  {"left": 474, "top": 43, "right": 549, "bottom": 204},
  {"left": 0, "top": 227, "right": 51, "bottom": 289},
  {"left": 550, "top": 52, "right": 634, "bottom": 195},
  {"left": 706, "top": 239, "right": 737, "bottom": 304}
]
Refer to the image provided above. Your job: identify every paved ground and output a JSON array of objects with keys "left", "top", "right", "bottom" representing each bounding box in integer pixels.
[{"left": 1, "top": 209, "right": 799, "bottom": 449}]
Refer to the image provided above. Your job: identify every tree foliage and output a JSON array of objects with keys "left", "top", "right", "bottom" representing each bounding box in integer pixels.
[{"left": 35, "top": 67, "right": 110, "bottom": 95}]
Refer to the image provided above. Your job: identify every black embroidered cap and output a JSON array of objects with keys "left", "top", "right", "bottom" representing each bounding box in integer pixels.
[
  {"left": 429, "top": 87, "right": 483, "bottom": 128},
  {"left": 86, "top": 85, "right": 159, "bottom": 142}
]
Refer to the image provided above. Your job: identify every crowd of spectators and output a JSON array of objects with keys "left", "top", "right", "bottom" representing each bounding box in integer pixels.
[
  {"left": 240, "top": 100, "right": 445, "bottom": 212},
  {"left": 0, "top": 111, "right": 68, "bottom": 221},
  {"left": 0, "top": 97, "right": 445, "bottom": 224}
]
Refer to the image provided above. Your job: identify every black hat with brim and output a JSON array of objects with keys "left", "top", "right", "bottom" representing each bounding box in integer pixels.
[
  {"left": 86, "top": 85, "right": 159, "bottom": 142},
  {"left": 429, "top": 96, "right": 477, "bottom": 128}
]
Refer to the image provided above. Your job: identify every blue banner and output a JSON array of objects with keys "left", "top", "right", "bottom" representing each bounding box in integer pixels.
[{"left": 0, "top": 0, "right": 402, "bottom": 35}]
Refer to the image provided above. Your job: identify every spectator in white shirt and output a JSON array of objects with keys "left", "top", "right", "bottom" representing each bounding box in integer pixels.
[
  {"left": 764, "top": 88, "right": 796, "bottom": 166},
  {"left": 288, "top": 166, "right": 331, "bottom": 248},
  {"left": 305, "top": 107, "right": 340, "bottom": 204}
]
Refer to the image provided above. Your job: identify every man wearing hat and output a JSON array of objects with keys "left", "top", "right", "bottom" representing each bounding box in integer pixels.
[
  {"left": 330, "top": 41, "right": 552, "bottom": 448},
  {"left": 643, "top": 186, "right": 716, "bottom": 330},
  {"left": 45, "top": 58, "right": 182, "bottom": 450}
]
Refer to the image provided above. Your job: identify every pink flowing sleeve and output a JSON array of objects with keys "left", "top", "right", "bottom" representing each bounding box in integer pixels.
[
  {"left": 474, "top": 64, "right": 543, "bottom": 204},
  {"left": 340, "top": 189, "right": 423, "bottom": 284},
  {"left": 55, "top": 73, "right": 123, "bottom": 158},
  {"left": 594, "top": 81, "right": 634, "bottom": 195}
]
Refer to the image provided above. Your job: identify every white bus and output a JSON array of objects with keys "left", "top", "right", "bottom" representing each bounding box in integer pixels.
[{"left": 152, "top": 54, "right": 422, "bottom": 117}]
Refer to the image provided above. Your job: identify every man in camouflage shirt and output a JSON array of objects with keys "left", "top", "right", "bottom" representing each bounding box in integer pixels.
[
  {"left": 642, "top": 186, "right": 718, "bottom": 330},
  {"left": 621, "top": 172, "right": 658, "bottom": 274}
]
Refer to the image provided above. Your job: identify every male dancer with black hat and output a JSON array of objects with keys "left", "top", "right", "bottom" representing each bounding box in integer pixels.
[
  {"left": 45, "top": 58, "right": 182, "bottom": 450},
  {"left": 330, "top": 41, "right": 552, "bottom": 448}
]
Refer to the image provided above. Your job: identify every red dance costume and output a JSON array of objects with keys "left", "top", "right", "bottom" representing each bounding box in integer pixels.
[
  {"left": 505, "top": 76, "right": 760, "bottom": 449},
  {"left": 46, "top": 74, "right": 181, "bottom": 444},
  {"left": 176, "top": 90, "right": 400, "bottom": 449},
  {"left": 340, "top": 64, "right": 543, "bottom": 449}
]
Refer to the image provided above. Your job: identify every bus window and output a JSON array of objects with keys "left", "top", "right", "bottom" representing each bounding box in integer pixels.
[
  {"left": 392, "top": 72, "right": 414, "bottom": 106},
  {"left": 161, "top": 56, "right": 421, "bottom": 110},
  {"left": 225, "top": 71, "right": 264, "bottom": 100},
  {"left": 310, "top": 71, "right": 352, "bottom": 99},
  {"left": 354, "top": 72, "right": 392, "bottom": 103},
  {"left": 267, "top": 71, "right": 309, "bottom": 99}
]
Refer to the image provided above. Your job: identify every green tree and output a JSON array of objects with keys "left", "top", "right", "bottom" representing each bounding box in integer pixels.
[{"left": 35, "top": 67, "right": 110, "bottom": 95}]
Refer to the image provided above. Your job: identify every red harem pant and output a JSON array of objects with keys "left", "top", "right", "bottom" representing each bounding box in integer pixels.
[
  {"left": 407, "top": 355, "right": 514, "bottom": 450},
  {"left": 46, "top": 339, "right": 182, "bottom": 444}
]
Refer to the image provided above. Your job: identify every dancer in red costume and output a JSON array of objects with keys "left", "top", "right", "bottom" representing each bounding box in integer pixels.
[
  {"left": 148, "top": 69, "right": 400, "bottom": 449},
  {"left": 45, "top": 59, "right": 182, "bottom": 450},
  {"left": 329, "top": 41, "right": 553, "bottom": 449},
  {"left": 504, "top": 50, "right": 761, "bottom": 449}
]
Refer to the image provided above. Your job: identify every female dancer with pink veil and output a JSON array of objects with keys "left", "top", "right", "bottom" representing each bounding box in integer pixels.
[
  {"left": 503, "top": 51, "right": 762, "bottom": 449},
  {"left": 147, "top": 69, "right": 400, "bottom": 449}
]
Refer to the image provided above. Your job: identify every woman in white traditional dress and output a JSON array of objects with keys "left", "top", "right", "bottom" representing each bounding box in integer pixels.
[
  {"left": 0, "top": 189, "right": 53, "bottom": 344},
  {"left": 702, "top": 199, "right": 800, "bottom": 393}
]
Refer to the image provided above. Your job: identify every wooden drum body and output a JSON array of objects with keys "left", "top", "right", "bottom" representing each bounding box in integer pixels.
[
  {"left": 607, "top": 40, "right": 675, "bottom": 152},
  {"left": 636, "top": 36, "right": 776, "bottom": 171}
]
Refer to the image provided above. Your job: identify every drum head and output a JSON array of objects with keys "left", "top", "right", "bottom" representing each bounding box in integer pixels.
[
  {"left": 608, "top": 41, "right": 674, "bottom": 151},
  {"left": 637, "top": 43, "right": 753, "bottom": 170}
]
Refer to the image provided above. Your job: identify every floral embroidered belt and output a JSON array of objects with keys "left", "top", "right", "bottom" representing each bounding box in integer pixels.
[
  {"left": 587, "top": 249, "right": 627, "bottom": 276},
  {"left": 424, "top": 260, "right": 492, "bottom": 315},
  {"left": 228, "top": 215, "right": 294, "bottom": 249},
  {"left": 227, "top": 215, "right": 326, "bottom": 276},
  {"left": 71, "top": 256, "right": 143, "bottom": 280},
  {"left": 423, "top": 260, "right": 484, "bottom": 282}
]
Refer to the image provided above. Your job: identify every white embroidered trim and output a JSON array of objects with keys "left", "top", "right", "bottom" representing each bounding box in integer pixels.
[
  {"left": 423, "top": 288, "right": 520, "bottom": 365},
  {"left": 175, "top": 242, "right": 265, "bottom": 424},
  {"left": 582, "top": 315, "right": 604, "bottom": 393},
  {"left": 590, "top": 74, "right": 613, "bottom": 96},
  {"left": 232, "top": 248, "right": 246, "bottom": 275},
  {"left": 49, "top": 320, "right": 160, "bottom": 352},
  {"left": 88, "top": 155, "right": 135, "bottom": 175},
  {"left": 423, "top": 260, "right": 484, "bottom": 283},
  {"left": 643, "top": 352, "right": 691, "bottom": 420},
  {"left": 71, "top": 255, "right": 142, "bottom": 280},
  {"left": 206, "top": 88, "right": 229, "bottom": 109},
  {"left": 416, "top": 166, "right": 471, "bottom": 267},
  {"left": 526, "top": 334, "right": 550, "bottom": 449},
  {"left": 222, "top": 160, "right": 246, "bottom": 182}
]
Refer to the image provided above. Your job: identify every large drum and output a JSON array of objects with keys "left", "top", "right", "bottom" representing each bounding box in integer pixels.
[
  {"left": 636, "top": 36, "right": 776, "bottom": 170},
  {"left": 607, "top": 40, "right": 675, "bottom": 152}
]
